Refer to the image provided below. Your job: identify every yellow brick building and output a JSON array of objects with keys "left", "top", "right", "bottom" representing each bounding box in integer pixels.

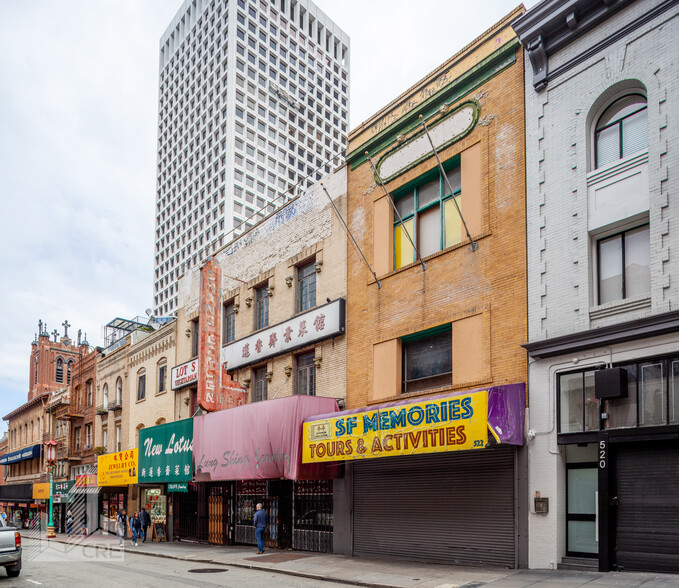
[{"left": 337, "top": 7, "right": 528, "bottom": 567}]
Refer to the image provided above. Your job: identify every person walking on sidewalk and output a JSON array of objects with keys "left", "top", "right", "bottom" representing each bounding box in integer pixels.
[
  {"left": 66, "top": 511, "right": 73, "bottom": 537},
  {"left": 253, "top": 503, "right": 268, "bottom": 554},
  {"left": 80, "top": 510, "right": 88, "bottom": 536},
  {"left": 129, "top": 511, "right": 142, "bottom": 546},
  {"left": 139, "top": 508, "right": 150, "bottom": 543},
  {"left": 116, "top": 509, "right": 127, "bottom": 548}
]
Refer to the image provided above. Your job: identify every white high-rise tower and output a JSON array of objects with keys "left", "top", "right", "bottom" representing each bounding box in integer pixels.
[{"left": 154, "top": 0, "right": 349, "bottom": 315}]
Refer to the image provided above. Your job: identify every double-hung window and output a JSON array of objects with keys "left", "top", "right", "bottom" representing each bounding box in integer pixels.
[
  {"left": 158, "top": 362, "right": 167, "bottom": 393},
  {"left": 295, "top": 352, "right": 315, "bottom": 395},
  {"left": 137, "top": 370, "right": 146, "bottom": 401},
  {"left": 255, "top": 285, "right": 269, "bottom": 330},
  {"left": 597, "top": 225, "right": 650, "bottom": 304},
  {"left": 223, "top": 301, "right": 236, "bottom": 343},
  {"left": 191, "top": 319, "right": 200, "bottom": 358},
  {"left": 394, "top": 163, "right": 462, "bottom": 269},
  {"left": 297, "top": 261, "right": 316, "bottom": 312},
  {"left": 254, "top": 366, "right": 268, "bottom": 402},
  {"left": 402, "top": 326, "right": 452, "bottom": 394}
]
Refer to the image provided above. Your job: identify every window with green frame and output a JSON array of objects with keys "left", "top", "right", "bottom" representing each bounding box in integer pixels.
[{"left": 393, "top": 159, "right": 462, "bottom": 269}]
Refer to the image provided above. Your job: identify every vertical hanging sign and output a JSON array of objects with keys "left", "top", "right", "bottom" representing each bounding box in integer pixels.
[{"left": 198, "top": 258, "right": 224, "bottom": 411}]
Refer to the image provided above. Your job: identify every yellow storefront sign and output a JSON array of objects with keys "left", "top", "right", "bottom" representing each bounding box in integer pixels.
[
  {"left": 32, "top": 483, "right": 50, "bottom": 499},
  {"left": 302, "top": 391, "right": 489, "bottom": 463},
  {"left": 98, "top": 449, "right": 138, "bottom": 486}
]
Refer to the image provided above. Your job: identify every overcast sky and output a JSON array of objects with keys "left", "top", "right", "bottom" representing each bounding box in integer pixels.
[{"left": 0, "top": 0, "right": 534, "bottom": 431}]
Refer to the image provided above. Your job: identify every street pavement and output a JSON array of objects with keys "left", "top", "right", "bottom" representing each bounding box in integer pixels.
[
  {"left": 6, "top": 540, "right": 349, "bottom": 587},
  {"left": 12, "top": 531, "right": 679, "bottom": 588}
]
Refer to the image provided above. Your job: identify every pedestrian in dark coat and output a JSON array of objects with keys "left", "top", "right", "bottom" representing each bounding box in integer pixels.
[
  {"left": 140, "top": 508, "right": 150, "bottom": 542},
  {"left": 253, "top": 503, "right": 268, "bottom": 554}
]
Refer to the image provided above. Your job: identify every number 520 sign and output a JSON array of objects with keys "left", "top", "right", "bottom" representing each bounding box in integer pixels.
[{"left": 598, "top": 440, "right": 607, "bottom": 469}]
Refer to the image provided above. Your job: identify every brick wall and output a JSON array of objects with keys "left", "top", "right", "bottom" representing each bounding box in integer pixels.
[
  {"left": 127, "top": 323, "right": 177, "bottom": 440},
  {"left": 345, "top": 43, "right": 527, "bottom": 410},
  {"left": 523, "top": 0, "right": 679, "bottom": 569},
  {"left": 175, "top": 167, "right": 348, "bottom": 404}
]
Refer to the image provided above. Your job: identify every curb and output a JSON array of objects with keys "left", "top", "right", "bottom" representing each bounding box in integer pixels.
[{"left": 50, "top": 538, "right": 396, "bottom": 588}]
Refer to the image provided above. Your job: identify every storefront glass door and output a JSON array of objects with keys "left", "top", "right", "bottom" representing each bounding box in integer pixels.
[{"left": 567, "top": 465, "right": 598, "bottom": 556}]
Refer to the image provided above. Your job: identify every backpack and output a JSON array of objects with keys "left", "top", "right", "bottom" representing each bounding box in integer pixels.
[{"left": 117, "top": 513, "right": 127, "bottom": 526}]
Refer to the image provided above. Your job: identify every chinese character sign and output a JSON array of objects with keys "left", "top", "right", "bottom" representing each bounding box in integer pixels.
[
  {"left": 222, "top": 298, "right": 345, "bottom": 370},
  {"left": 98, "top": 449, "right": 138, "bottom": 486},
  {"left": 138, "top": 419, "right": 194, "bottom": 483}
]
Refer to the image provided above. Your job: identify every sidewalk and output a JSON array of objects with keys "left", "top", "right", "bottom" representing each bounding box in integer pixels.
[{"left": 50, "top": 531, "right": 679, "bottom": 588}]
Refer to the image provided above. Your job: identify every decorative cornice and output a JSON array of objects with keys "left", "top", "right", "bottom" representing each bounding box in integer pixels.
[
  {"left": 512, "top": 0, "right": 675, "bottom": 91},
  {"left": 347, "top": 40, "right": 519, "bottom": 168},
  {"left": 3, "top": 392, "right": 50, "bottom": 421},
  {"left": 523, "top": 309, "right": 679, "bottom": 359}
]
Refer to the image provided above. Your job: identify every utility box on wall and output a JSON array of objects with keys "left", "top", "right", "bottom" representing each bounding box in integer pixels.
[{"left": 595, "top": 367, "right": 628, "bottom": 400}]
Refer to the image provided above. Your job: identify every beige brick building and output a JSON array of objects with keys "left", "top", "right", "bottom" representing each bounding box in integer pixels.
[
  {"left": 175, "top": 167, "right": 347, "bottom": 406},
  {"left": 127, "top": 322, "right": 177, "bottom": 444}
]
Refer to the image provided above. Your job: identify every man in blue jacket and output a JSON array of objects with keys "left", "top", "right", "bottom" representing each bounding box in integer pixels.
[{"left": 253, "top": 503, "right": 268, "bottom": 554}]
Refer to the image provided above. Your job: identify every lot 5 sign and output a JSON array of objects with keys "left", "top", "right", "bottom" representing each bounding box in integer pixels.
[{"left": 302, "top": 391, "right": 488, "bottom": 463}]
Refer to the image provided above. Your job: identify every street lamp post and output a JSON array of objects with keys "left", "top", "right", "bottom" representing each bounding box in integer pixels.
[{"left": 44, "top": 439, "right": 58, "bottom": 539}]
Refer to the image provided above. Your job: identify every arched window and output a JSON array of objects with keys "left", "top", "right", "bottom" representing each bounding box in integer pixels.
[
  {"left": 103, "top": 383, "right": 109, "bottom": 407},
  {"left": 137, "top": 369, "right": 147, "bottom": 401},
  {"left": 135, "top": 424, "right": 145, "bottom": 447},
  {"left": 595, "top": 94, "right": 647, "bottom": 168},
  {"left": 67, "top": 360, "right": 73, "bottom": 384},
  {"left": 56, "top": 358, "right": 64, "bottom": 383},
  {"left": 86, "top": 379, "right": 93, "bottom": 406},
  {"left": 116, "top": 377, "right": 123, "bottom": 404},
  {"left": 157, "top": 358, "right": 168, "bottom": 394}
]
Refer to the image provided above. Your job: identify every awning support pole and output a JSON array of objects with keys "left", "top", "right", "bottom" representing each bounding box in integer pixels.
[{"left": 320, "top": 183, "right": 381, "bottom": 289}]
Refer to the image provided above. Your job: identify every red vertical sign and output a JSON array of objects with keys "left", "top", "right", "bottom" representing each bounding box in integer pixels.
[
  {"left": 198, "top": 259, "right": 223, "bottom": 411},
  {"left": 198, "top": 259, "right": 246, "bottom": 411}
]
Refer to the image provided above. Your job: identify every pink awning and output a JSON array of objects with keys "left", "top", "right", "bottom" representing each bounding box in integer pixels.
[{"left": 193, "top": 395, "right": 339, "bottom": 481}]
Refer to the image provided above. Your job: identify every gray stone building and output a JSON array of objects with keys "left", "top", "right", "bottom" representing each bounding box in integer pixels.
[{"left": 514, "top": 0, "right": 679, "bottom": 574}]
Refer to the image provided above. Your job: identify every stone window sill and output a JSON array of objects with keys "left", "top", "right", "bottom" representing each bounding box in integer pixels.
[{"left": 589, "top": 295, "right": 651, "bottom": 320}]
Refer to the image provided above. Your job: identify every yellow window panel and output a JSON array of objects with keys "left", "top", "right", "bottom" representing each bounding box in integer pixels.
[
  {"left": 394, "top": 219, "right": 414, "bottom": 269},
  {"left": 444, "top": 196, "right": 463, "bottom": 249}
]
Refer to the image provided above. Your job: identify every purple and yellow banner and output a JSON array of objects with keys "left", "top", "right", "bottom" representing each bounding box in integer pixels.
[{"left": 302, "top": 391, "right": 489, "bottom": 463}]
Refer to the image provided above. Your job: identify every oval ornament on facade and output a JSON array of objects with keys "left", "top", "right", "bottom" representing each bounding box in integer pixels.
[{"left": 376, "top": 102, "right": 479, "bottom": 183}]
